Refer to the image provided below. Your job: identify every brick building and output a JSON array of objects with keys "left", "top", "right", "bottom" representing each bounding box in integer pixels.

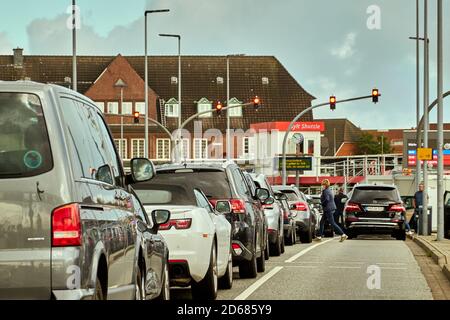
[{"left": 0, "top": 49, "right": 316, "bottom": 162}]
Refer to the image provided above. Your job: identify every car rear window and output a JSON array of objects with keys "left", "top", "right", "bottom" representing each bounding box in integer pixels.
[
  {"left": 350, "top": 186, "right": 400, "bottom": 204},
  {"left": 0, "top": 92, "right": 53, "bottom": 178},
  {"left": 133, "top": 184, "right": 196, "bottom": 205},
  {"left": 136, "top": 169, "right": 232, "bottom": 199},
  {"left": 277, "top": 190, "right": 299, "bottom": 202}
]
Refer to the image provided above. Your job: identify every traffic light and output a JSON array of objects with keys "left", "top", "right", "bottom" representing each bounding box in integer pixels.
[
  {"left": 372, "top": 88, "right": 380, "bottom": 103},
  {"left": 253, "top": 96, "right": 261, "bottom": 111},
  {"left": 215, "top": 101, "right": 223, "bottom": 115},
  {"left": 329, "top": 96, "right": 336, "bottom": 111},
  {"left": 134, "top": 111, "right": 140, "bottom": 124}
]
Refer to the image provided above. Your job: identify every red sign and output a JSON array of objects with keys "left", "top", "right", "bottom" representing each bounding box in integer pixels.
[{"left": 251, "top": 121, "right": 325, "bottom": 132}]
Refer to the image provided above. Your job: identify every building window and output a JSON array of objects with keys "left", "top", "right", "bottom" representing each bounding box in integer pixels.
[
  {"left": 197, "top": 98, "right": 212, "bottom": 118},
  {"left": 121, "top": 102, "right": 132, "bottom": 115},
  {"left": 307, "top": 140, "right": 314, "bottom": 155},
  {"left": 95, "top": 102, "right": 105, "bottom": 113},
  {"left": 194, "top": 138, "right": 208, "bottom": 159},
  {"left": 228, "top": 97, "right": 242, "bottom": 117},
  {"left": 107, "top": 102, "right": 119, "bottom": 114},
  {"left": 131, "top": 139, "right": 145, "bottom": 158},
  {"left": 164, "top": 98, "right": 179, "bottom": 117},
  {"left": 156, "top": 139, "right": 171, "bottom": 160},
  {"left": 135, "top": 102, "right": 146, "bottom": 115},
  {"left": 114, "top": 139, "right": 127, "bottom": 160},
  {"left": 243, "top": 137, "right": 250, "bottom": 156}
]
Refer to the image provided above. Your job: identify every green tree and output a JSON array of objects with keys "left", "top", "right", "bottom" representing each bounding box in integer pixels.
[{"left": 356, "top": 132, "right": 392, "bottom": 155}]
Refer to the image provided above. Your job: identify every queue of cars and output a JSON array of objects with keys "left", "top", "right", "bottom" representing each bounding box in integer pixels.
[{"left": 0, "top": 82, "right": 408, "bottom": 300}]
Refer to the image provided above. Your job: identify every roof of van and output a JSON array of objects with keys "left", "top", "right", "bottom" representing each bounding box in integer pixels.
[{"left": 156, "top": 160, "right": 237, "bottom": 171}]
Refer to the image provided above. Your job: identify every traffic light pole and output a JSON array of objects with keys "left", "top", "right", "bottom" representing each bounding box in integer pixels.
[{"left": 281, "top": 94, "right": 376, "bottom": 185}]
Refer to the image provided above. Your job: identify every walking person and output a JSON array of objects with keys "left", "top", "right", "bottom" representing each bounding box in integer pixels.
[
  {"left": 334, "top": 187, "right": 347, "bottom": 228},
  {"left": 411, "top": 183, "right": 428, "bottom": 234},
  {"left": 317, "top": 179, "right": 348, "bottom": 242}
]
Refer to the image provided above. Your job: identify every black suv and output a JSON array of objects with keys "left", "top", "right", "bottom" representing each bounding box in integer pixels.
[
  {"left": 155, "top": 162, "right": 269, "bottom": 279},
  {"left": 343, "top": 184, "right": 406, "bottom": 240}
]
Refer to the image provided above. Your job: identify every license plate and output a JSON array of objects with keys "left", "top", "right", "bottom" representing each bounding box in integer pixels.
[{"left": 366, "top": 206, "right": 384, "bottom": 212}]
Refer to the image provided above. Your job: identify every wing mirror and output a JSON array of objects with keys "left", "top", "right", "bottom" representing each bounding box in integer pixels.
[
  {"left": 151, "top": 209, "right": 171, "bottom": 230},
  {"left": 274, "top": 192, "right": 288, "bottom": 201},
  {"left": 263, "top": 196, "right": 275, "bottom": 205},
  {"left": 255, "top": 187, "right": 270, "bottom": 202},
  {"left": 215, "top": 200, "right": 232, "bottom": 215},
  {"left": 130, "top": 158, "right": 156, "bottom": 183}
]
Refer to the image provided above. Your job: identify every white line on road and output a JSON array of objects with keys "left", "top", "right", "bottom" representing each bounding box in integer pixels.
[
  {"left": 234, "top": 266, "right": 283, "bottom": 301},
  {"left": 284, "top": 239, "right": 334, "bottom": 263},
  {"left": 329, "top": 266, "right": 362, "bottom": 269}
]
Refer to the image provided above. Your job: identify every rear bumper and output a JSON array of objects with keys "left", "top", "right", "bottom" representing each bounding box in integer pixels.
[
  {"left": 346, "top": 221, "right": 404, "bottom": 234},
  {"left": 231, "top": 240, "right": 253, "bottom": 264},
  {"left": 230, "top": 221, "right": 254, "bottom": 263},
  {"left": 168, "top": 260, "right": 191, "bottom": 287}
]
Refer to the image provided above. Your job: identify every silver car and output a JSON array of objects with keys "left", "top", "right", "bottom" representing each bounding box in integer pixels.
[
  {"left": 272, "top": 185, "right": 317, "bottom": 243},
  {"left": 0, "top": 81, "right": 167, "bottom": 300}
]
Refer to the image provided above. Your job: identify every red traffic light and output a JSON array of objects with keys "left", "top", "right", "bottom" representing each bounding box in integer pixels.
[
  {"left": 134, "top": 111, "right": 140, "bottom": 124},
  {"left": 372, "top": 88, "right": 380, "bottom": 103},
  {"left": 215, "top": 101, "right": 223, "bottom": 115},
  {"left": 329, "top": 96, "right": 336, "bottom": 110},
  {"left": 253, "top": 96, "right": 261, "bottom": 110}
]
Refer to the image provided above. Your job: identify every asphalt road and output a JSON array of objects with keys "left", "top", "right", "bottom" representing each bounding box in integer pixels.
[{"left": 171, "top": 235, "right": 433, "bottom": 300}]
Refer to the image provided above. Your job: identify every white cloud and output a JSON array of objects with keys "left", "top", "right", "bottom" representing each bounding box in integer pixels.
[
  {"left": 0, "top": 32, "right": 12, "bottom": 54},
  {"left": 331, "top": 32, "right": 356, "bottom": 59}
]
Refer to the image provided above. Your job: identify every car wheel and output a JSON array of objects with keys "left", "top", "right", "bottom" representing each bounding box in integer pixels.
[
  {"left": 157, "top": 260, "right": 170, "bottom": 300},
  {"left": 300, "top": 227, "right": 313, "bottom": 243},
  {"left": 280, "top": 233, "right": 285, "bottom": 254},
  {"left": 347, "top": 231, "right": 356, "bottom": 239},
  {"left": 264, "top": 237, "right": 270, "bottom": 260},
  {"left": 219, "top": 252, "right": 233, "bottom": 290},
  {"left": 395, "top": 230, "right": 406, "bottom": 241},
  {"left": 239, "top": 245, "right": 257, "bottom": 279},
  {"left": 93, "top": 275, "right": 104, "bottom": 300},
  {"left": 257, "top": 246, "right": 265, "bottom": 273},
  {"left": 269, "top": 234, "right": 282, "bottom": 257},
  {"left": 285, "top": 229, "right": 293, "bottom": 246},
  {"left": 192, "top": 244, "right": 218, "bottom": 300},
  {"left": 134, "top": 263, "right": 145, "bottom": 300}
]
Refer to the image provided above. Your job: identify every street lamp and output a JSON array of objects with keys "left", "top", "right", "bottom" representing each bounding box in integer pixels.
[
  {"left": 71, "top": 0, "right": 77, "bottom": 92},
  {"left": 437, "top": 0, "right": 444, "bottom": 241},
  {"left": 144, "top": 9, "right": 170, "bottom": 159},
  {"left": 114, "top": 78, "right": 127, "bottom": 143},
  {"left": 159, "top": 33, "right": 181, "bottom": 162}
]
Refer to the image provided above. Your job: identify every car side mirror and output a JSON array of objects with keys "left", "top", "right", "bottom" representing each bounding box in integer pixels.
[
  {"left": 151, "top": 209, "right": 171, "bottom": 229},
  {"left": 95, "top": 164, "right": 114, "bottom": 185},
  {"left": 263, "top": 196, "right": 275, "bottom": 205},
  {"left": 130, "top": 158, "right": 155, "bottom": 183},
  {"left": 289, "top": 204, "right": 296, "bottom": 210},
  {"left": 275, "top": 193, "right": 288, "bottom": 201},
  {"left": 255, "top": 187, "right": 270, "bottom": 202},
  {"left": 215, "top": 201, "right": 232, "bottom": 215}
]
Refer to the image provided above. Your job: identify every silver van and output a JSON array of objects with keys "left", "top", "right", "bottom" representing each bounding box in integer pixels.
[{"left": 0, "top": 81, "right": 163, "bottom": 300}]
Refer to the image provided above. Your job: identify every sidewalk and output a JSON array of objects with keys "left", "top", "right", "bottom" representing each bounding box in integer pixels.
[{"left": 408, "top": 233, "right": 450, "bottom": 282}]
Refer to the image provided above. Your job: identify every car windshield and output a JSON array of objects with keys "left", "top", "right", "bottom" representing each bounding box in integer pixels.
[
  {"left": 350, "top": 186, "right": 400, "bottom": 204},
  {"left": 0, "top": 92, "right": 53, "bottom": 178},
  {"left": 149, "top": 170, "right": 232, "bottom": 199},
  {"left": 133, "top": 184, "right": 197, "bottom": 206}
]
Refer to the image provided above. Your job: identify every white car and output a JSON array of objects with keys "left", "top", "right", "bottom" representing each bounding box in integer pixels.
[{"left": 133, "top": 175, "right": 233, "bottom": 300}]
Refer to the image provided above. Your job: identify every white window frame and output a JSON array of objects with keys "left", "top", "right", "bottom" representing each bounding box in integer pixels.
[
  {"left": 95, "top": 102, "right": 105, "bottom": 113},
  {"left": 131, "top": 139, "right": 145, "bottom": 159},
  {"left": 107, "top": 102, "right": 119, "bottom": 114},
  {"left": 197, "top": 98, "right": 212, "bottom": 118},
  {"left": 227, "top": 98, "right": 243, "bottom": 117},
  {"left": 156, "top": 138, "right": 171, "bottom": 160},
  {"left": 178, "top": 138, "right": 190, "bottom": 160},
  {"left": 194, "top": 138, "right": 208, "bottom": 159},
  {"left": 164, "top": 98, "right": 179, "bottom": 117},
  {"left": 114, "top": 139, "right": 128, "bottom": 160},
  {"left": 121, "top": 102, "right": 133, "bottom": 115},
  {"left": 135, "top": 102, "right": 146, "bottom": 115}
]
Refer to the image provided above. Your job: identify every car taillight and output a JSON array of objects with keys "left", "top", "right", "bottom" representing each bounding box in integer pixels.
[
  {"left": 52, "top": 203, "right": 81, "bottom": 247},
  {"left": 293, "top": 202, "right": 307, "bottom": 211},
  {"left": 389, "top": 204, "right": 406, "bottom": 213},
  {"left": 230, "top": 199, "right": 246, "bottom": 214},
  {"left": 232, "top": 243, "right": 243, "bottom": 255},
  {"left": 345, "top": 202, "right": 361, "bottom": 213},
  {"left": 159, "top": 218, "right": 192, "bottom": 230}
]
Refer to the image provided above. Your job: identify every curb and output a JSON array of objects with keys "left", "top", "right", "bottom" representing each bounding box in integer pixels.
[{"left": 408, "top": 234, "right": 450, "bottom": 283}]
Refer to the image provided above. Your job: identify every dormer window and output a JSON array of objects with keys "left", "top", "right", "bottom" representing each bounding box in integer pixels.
[
  {"left": 164, "top": 98, "right": 179, "bottom": 117},
  {"left": 197, "top": 98, "right": 212, "bottom": 118},
  {"left": 227, "top": 97, "right": 243, "bottom": 117},
  {"left": 217, "top": 77, "right": 224, "bottom": 84}
]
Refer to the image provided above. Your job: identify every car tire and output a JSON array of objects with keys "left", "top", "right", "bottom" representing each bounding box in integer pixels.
[
  {"left": 280, "top": 233, "right": 285, "bottom": 254},
  {"left": 134, "top": 263, "right": 145, "bottom": 300},
  {"left": 192, "top": 244, "right": 218, "bottom": 300},
  {"left": 219, "top": 252, "right": 233, "bottom": 290},
  {"left": 256, "top": 246, "right": 265, "bottom": 273},
  {"left": 93, "top": 275, "right": 105, "bottom": 300},
  {"left": 269, "top": 235, "right": 282, "bottom": 257},
  {"left": 264, "top": 237, "right": 270, "bottom": 261},
  {"left": 300, "top": 228, "right": 313, "bottom": 243},
  {"left": 395, "top": 230, "right": 406, "bottom": 241},
  {"left": 156, "top": 260, "right": 170, "bottom": 300},
  {"left": 285, "top": 229, "right": 294, "bottom": 246},
  {"left": 239, "top": 246, "right": 258, "bottom": 279}
]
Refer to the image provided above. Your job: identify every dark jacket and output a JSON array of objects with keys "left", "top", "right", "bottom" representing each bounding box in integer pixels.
[
  {"left": 321, "top": 188, "right": 337, "bottom": 213},
  {"left": 334, "top": 193, "right": 347, "bottom": 214}
]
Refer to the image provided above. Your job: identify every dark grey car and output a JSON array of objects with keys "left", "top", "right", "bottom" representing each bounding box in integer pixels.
[{"left": 0, "top": 81, "right": 166, "bottom": 300}]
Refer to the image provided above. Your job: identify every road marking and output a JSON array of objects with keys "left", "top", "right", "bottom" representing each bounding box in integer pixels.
[
  {"left": 376, "top": 262, "right": 406, "bottom": 265},
  {"left": 379, "top": 267, "right": 407, "bottom": 270},
  {"left": 284, "top": 239, "right": 334, "bottom": 263},
  {"left": 329, "top": 266, "right": 362, "bottom": 269},
  {"left": 234, "top": 267, "right": 283, "bottom": 300},
  {"left": 284, "top": 265, "right": 316, "bottom": 268}
]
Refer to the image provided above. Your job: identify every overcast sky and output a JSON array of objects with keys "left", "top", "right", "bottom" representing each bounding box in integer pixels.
[{"left": 0, "top": 0, "right": 449, "bottom": 129}]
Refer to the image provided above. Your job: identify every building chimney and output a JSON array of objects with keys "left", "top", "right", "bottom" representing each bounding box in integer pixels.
[{"left": 13, "top": 48, "right": 24, "bottom": 67}]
